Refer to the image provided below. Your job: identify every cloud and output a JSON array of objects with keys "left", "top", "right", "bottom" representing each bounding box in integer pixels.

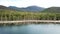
[{"left": 0, "top": 0, "right": 60, "bottom": 8}]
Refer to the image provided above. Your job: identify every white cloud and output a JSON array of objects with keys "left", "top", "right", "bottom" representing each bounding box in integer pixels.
[{"left": 0, "top": 0, "right": 60, "bottom": 8}]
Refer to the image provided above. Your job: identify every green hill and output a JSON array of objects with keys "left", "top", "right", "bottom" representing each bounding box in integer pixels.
[{"left": 42, "top": 7, "right": 60, "bottom": 13}]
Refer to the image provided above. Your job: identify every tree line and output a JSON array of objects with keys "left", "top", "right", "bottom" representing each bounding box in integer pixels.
[{"left": 0, "top": 10, "right": 60, "bottom": 21}]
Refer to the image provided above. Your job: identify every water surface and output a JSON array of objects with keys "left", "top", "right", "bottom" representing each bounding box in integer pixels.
[{"left": 0, "top": 24, "right": 60, "bottom": 34}]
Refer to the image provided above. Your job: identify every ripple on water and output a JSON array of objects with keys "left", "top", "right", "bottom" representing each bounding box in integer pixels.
[{"left": 0, "top": 24, "right": 60, "bottom": 34}]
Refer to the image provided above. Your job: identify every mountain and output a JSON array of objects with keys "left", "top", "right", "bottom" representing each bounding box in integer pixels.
[
  {"left": 21, "top": 6, "right": 45, "bottom": 11},
  {"left": 0, "top": 5, "right": 8, "bottom": 9},
  {"left": 0, "top": 5, "right": 45, "bottom": 12},
  {"left": 8, "top": 6, "right": 45, "bottom": 12},
  {"left": 42, "top": 7, "right": 60, "bottom": 13},
  {"left": 8, "top": 6, "right": 20, "bottom": 11},
  {"left": 1, "top": 5, "right": 60, "bottom": 13}
]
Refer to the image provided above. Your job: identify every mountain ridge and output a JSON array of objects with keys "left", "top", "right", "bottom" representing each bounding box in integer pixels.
[
  {"left": 0, "top": 5, "right": 60, "bottom": 13},
  {"left": 42, "top": 7, "right": 60, "bottom": 13},
  {"left": 8, "top": 6, "right": 45, "bottom": 11}
]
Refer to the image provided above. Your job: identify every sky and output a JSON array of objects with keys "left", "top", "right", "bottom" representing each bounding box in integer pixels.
[{"left": 0, "top": 0, "right": 60, "bottom": 8}]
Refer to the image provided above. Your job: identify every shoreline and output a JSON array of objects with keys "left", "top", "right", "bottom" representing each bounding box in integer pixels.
[
  {"left": 0, "top": 20, "right": 60, "bottom": 23},
  {"left": 0, "top": 20, "right": 60, "bottom": 26}
]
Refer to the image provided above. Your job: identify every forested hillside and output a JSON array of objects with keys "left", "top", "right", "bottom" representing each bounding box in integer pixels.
[
  {"left": 0, "top": 9, "right": 60, "bottom": 21},
  {"left": 0, "top": 5, "right": 60, "bottom": 21},
  {"left": 42, "top": 7, "right": 60, "bottom": 13}
]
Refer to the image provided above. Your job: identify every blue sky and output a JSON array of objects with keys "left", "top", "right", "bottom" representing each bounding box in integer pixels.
[{"left": 0, "top": 0, "right": 60, "bottom": 8}]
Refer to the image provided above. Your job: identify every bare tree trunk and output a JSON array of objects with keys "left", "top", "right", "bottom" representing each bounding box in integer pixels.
[
  {"left": 54, "top": 15, "right": 56, "bottom": 20},
  {"left": 1, "top": 16, "right": 2, "bottom": 21},
  {"left": 5, "top": 13, "right": 7, "bottom": 21},
  {"left": 1, "top": 13, "right": 3, "bottom": 21},
  {"left": 9, "top": 13, "right": 11, "bottom": 21}
]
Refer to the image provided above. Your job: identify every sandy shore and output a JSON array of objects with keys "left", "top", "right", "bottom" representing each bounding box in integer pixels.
[
  {"left": 0, "top": 20, "right": 60, "bottom": 23},
  {"left": 0, "top": 20, "right": 60, "bottom": 26}
]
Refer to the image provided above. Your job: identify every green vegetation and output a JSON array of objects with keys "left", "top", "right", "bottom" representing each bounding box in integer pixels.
[
  {"left": 42, "top": 7, "right": 60, "bottom": 13},
  {"left": 0, "top": 9, "right": 60, "bottom": 21}
]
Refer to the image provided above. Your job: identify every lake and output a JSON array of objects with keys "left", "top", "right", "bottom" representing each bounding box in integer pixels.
[{"left": 0, "top": 24, "right": 60, "bottom": 34}]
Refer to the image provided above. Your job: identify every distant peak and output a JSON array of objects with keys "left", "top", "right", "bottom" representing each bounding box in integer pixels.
[
  {"left": 0, "top": 5, "right": 6, "bottom": 7},
  {"left": 29, "top": 6, "right": 38, "bottom": 7},
  {"left": 0, "top": 5, "right": 8, "bottom": 9},
  {"left": 26, "top": 6, "right": 42, "bottom": 8},
  {"left": 9, "top": 6, "right": 17, "bottom": 8}
]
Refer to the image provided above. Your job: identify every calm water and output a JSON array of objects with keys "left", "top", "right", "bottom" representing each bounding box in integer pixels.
[{"left": 0, "top": 24, "right": 60, "bottom": 34}]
